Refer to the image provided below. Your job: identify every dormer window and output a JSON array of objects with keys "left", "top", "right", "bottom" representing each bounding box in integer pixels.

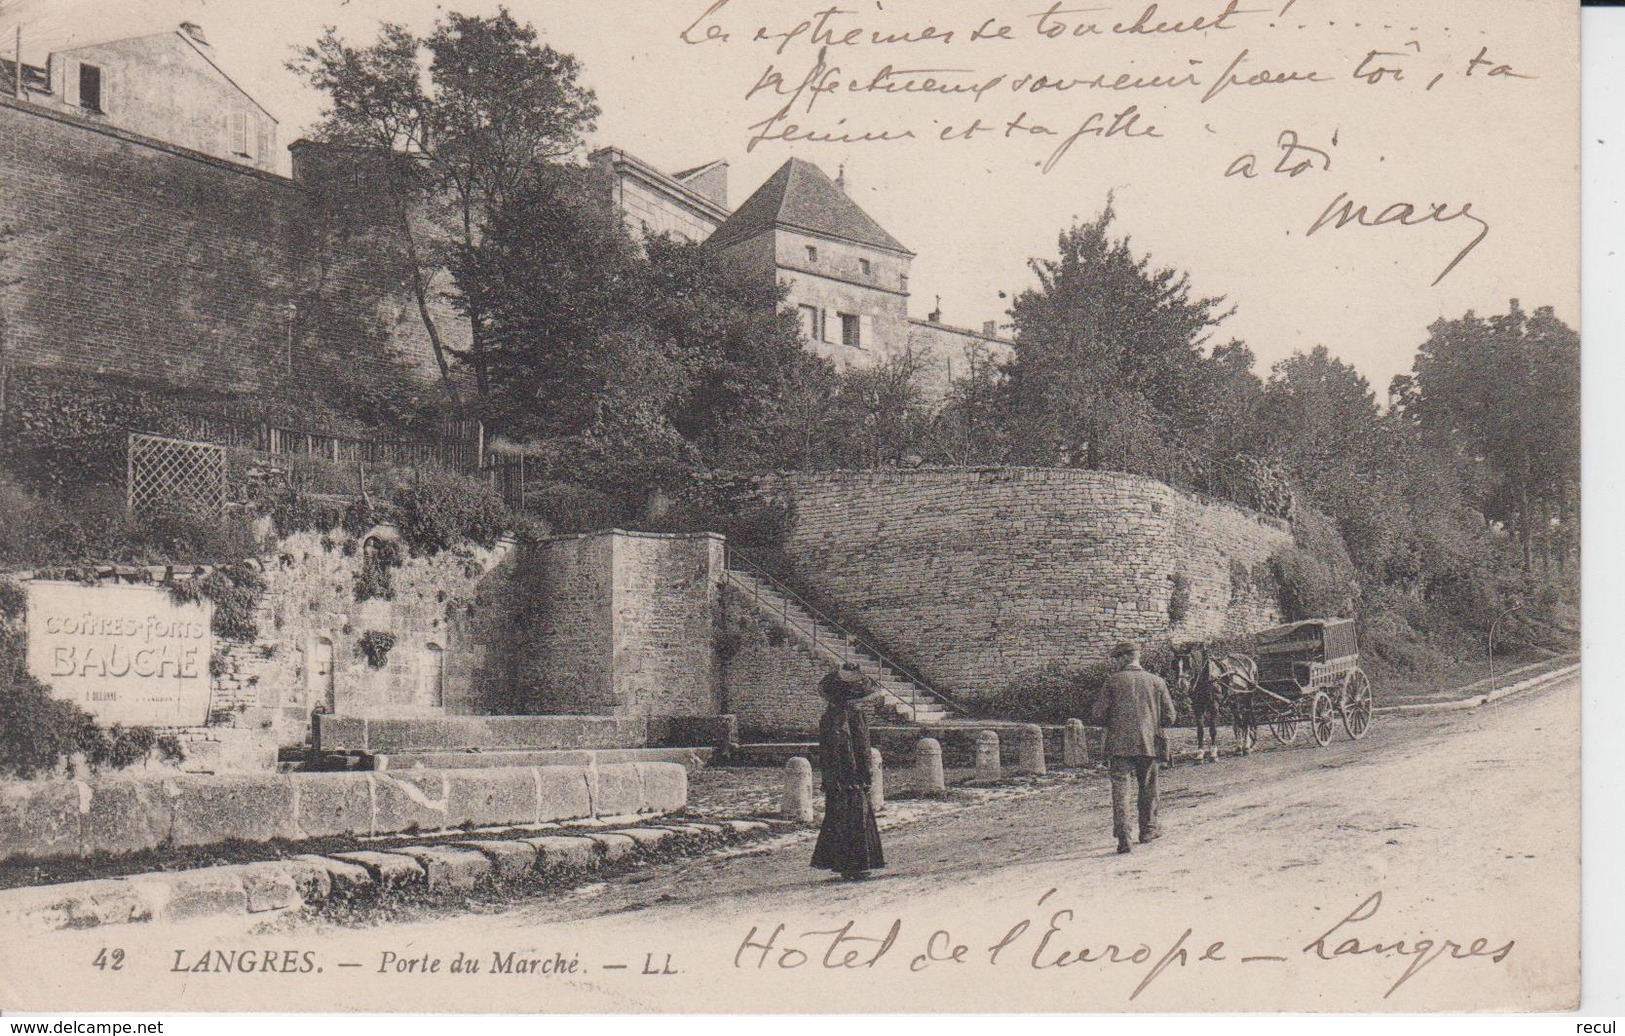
[
  {"left": 860, "top": 259, "right": 872, "bottom": 276},
  {"left": 77, "top": 63, "right": 103, "bottom": 113},
  {"left": 805, "top": 245, "right": 818, "bottom": 263}
]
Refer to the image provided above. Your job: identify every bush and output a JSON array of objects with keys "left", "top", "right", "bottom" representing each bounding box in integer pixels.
[
  {"left": 390, "top": 467, "right": 512, "bottom": 555},
  {"left": 166, "top": 562, "right": 267, "bottom": 642},
  {"left": 1272, "top": 506, "right": 1357, "bottom": 620},
  {"left": 1167, "top": 570, "right": 1191, "bottom": 625},
  {"left": 0, "top": 482, "right": 260, "bottom": 569},
  {"left": 357, "top": 630, "right": 396, "bottom": 669}
]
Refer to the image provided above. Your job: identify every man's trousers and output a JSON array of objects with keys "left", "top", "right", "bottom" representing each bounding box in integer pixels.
[{"left": 1109, "top": 754, "right": 1160, "bottom": 841}]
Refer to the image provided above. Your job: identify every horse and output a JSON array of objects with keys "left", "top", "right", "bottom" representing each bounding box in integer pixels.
[{"left": 1181, "top": 645, "right": 1257, "bottom": 762}]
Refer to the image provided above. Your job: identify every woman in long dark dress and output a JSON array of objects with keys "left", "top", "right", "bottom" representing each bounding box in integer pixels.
[{"left": 811, "top": 663, "right": 885, "bottom": 881}]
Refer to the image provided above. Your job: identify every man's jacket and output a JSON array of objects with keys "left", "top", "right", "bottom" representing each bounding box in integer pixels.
[{"left": 1093, "top": 664, "right": 1178, "bottom": 757}]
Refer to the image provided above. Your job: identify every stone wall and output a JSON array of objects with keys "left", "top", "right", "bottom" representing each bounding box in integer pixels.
[
  {"left": 0, "top": 97, "right": 448, "bottom": 398},
  {"left": 0, "top": 761, "right": 686, "bottom": 864},
  {"left": 747, "top": 468, "right": 1293, "bottom": 698},
  {"left": 717, "top": 583, "right": 830, "bottom": 739},
  {"left": 519, "top": 531, "right": 722, "bottom": 718}
]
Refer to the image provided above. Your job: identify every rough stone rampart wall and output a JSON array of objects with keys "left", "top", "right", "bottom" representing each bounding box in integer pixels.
[{"left": 748, "top": 468, "right": 1292, "bottom": 698}]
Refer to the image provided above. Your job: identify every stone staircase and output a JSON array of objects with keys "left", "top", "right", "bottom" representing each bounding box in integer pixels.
[{"left": 723, "top": 565, "right": 956, "bottom": 725}]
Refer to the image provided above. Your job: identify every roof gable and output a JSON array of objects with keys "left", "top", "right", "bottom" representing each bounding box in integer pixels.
[
  {"left": 54, "top": 29, "right": 278, "bottom": 123},
  {"left": 706, "top": 158, "right": 911, "bottom": 255}
]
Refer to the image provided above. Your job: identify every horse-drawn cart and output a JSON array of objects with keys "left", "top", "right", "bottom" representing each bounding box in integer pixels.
[{"left": 1225, "top": 618, "right": 1374, "bottom": 750}]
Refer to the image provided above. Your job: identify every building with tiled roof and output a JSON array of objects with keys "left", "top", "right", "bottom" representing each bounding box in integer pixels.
[{"left": 598, "top": 150, "right": 1011, "bottom": 388}]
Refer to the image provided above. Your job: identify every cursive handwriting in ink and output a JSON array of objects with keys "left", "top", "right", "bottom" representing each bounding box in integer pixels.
[
  {"left": 1302, "top": 892, "right": 1515, "bottom": 998},
  {"left": 1201, "top": 48, "right": 1331, "bottom": 105},
  {"left": 1306, "top": 193, "right": 1490, "bottom": 286},
  {"left": 1039, "top": 105, "right": 1164, "bottom": 173}
]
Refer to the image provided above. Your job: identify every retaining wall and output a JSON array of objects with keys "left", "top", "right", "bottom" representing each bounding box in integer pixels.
[
  {"left": 745, "top": 468, "right": 1293, "bottom": 698},
  {"left": 0, "top": 761, "right": 685, "bottom": 864}
]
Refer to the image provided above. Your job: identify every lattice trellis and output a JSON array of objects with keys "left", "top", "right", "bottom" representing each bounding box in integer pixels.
[{"left": 127, "top": 432, "right": 228, "bottom": 518}]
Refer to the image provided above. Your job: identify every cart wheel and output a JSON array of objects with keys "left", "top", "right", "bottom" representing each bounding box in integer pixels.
[
  {"left": 1270, "top": 714, "right": 1299, "bottom": 745},
  {"left": 1341, "top": 669, "right": 1373, "bottom": 740},
  {"left": 1310, "top": 690, "right": 1335, "bottom": 747}
]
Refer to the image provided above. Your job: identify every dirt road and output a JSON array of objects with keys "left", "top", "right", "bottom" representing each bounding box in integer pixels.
[{"left": 4, "top": 676, "right": 1579, "bottom": 1013}]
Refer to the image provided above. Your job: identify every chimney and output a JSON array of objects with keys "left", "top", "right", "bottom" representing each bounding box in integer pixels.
[
  {"left": 836, "top": 163, "right": 848, "bottom": 193},
  {"left": 928, "top": 296, "right": 942, "bottom": 323},
  {"left": 982, "top": 320, "right": 998, "bottom": 337},
  {"left": 179, "top": 22, "right": 209, "bottom": 46}
]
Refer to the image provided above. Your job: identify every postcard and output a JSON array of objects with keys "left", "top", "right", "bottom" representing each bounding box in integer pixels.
[{"left": 0, "top": 0, "right": 1580, "bottom": 1014}]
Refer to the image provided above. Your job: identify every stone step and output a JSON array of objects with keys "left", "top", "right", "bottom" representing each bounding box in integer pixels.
[{"left": 368, "top": 746, "right": 715, "bottom": 772}]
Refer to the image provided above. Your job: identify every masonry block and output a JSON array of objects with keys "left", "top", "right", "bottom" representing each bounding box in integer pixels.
[
  {"left": 590, "top": 763, "right": 645, "bottom": 818},
  {"left": 387, "top": 846, "right": 493, "bottom": 890},
  {"left": 79, "top": 778, "right": 174, "bottom": 856},
  {"left": 292, "top": 772, "right": 375, "bottom": 838},
  {"left": 0, "top": 781, "right": 81, "bottom": 861},
  {"left": 0, "top": 878, "right": 155, "bottom": 932},
  {"left": 330, "top": 850, "right": 427, "bottom": 890},
  {"left": 634, "top": 762, "right": 687, "bottom": 813},
  {"left": 292, "top": 853, "right": 374, "bottom": 900},
  {"left": 535, "top": 766, "right": 594, "bottom": 823},
  {"left": 234, "top": 861, "right": 303, "bottom": 913},
  {"left": 131, "top": 868, "right": 248, "bottom": 923},
  {"left": 167, "top": 775, "right": 301, "bottom": 847},
  {"left": 586, "top": 832, "right": 639, "bottom": 863},
  {"left": 522, "top": 835, "right": 600, "bottom": 872},
  {"left": 445, "top": 768, "right": 540, "bottom": 829},
  {"left": 370, "top": 771, "right": 452, "bottom": 835},
  {"left": 454, "top": 839, "right": 540, "bottom": 881}
]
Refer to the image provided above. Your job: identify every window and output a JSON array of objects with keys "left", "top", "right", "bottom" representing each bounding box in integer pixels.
[
  {"left": 840, "top": 312, "right": 861, "bottom": 348},
  {"left": 860, "top": 259, "right": 872, "bottom": 277},
  {"left": 421, "top": 643, "right": 446, "bottom": 708},
  {"left": 799, "top": 305, "right": 824, "bottom": 342},
  {"left": 77, "top": 63, "right": 103, "bottom": 112},
  {"left": 900, "top": 274, "right": 910, "bottom": 293},
  {"left": 230, "top": 112, "right": 252, "bottom": 158},
  {"left": 805, "top": 245, "right": 818, "bottom": 263}
]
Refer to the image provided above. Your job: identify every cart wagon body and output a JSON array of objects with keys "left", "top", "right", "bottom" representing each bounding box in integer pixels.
[{"left": 1228, "top": 618, "right": 1374, "bottom": 748}]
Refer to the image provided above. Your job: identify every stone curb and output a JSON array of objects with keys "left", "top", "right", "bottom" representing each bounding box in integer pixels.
[
  {"left": 1374, "top": 663, "right": 1580, "bottom": 715},
  {"left": 0, "top": 818, "right": 779, "bottom": 934}
]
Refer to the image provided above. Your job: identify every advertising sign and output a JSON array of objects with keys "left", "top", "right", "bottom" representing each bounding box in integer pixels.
[{"left": 24, "top": 581, "right": 214, "bottom": 727}]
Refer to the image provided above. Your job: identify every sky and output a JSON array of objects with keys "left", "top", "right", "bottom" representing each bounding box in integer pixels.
[{"left": 3, "top": 0, "right": 1581, "bottom": 396}]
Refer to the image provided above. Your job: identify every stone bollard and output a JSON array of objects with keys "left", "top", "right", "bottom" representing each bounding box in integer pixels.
[
  {"left": 975, "top": 730, "right": 1001, "bottom": 781},
  {"left": 1064, "top": 719, "right": 1088, "bottom": 768},
  {"left": 1017, "top": 725, "right": 1047, "bottom": 775},
  {"left": 915, "top": 737, "right": 946, "bottom": 796},
  {"left": 868, "top": 748, "right": 886, "bottom": 814},
  {"left": 782, "top": 756, "right": 815, "bottom": 824}
]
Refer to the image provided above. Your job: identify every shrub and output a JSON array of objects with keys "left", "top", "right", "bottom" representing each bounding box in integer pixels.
[
  {"left": 1167, "top": 570, "right": 1191, "bottom": 626},
  {"left": 1272, "top": 506, "right": 1357, "bottom": 621},
  {"left": 354, "top": 537, "right": 402, "bottom": 603},
  {"left": 390, "top": 467, "right": 512, "bottom": 555},
  {"left": 357, "top": 630, "right": 396, "bottom": 669},
  {"left": 167, "top": 562, "right": 267, "bottom": 642}
]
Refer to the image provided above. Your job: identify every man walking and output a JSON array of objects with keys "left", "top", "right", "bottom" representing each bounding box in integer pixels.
[{"left": 1092, "top": 640, "right": 1178, "bottom": 854}]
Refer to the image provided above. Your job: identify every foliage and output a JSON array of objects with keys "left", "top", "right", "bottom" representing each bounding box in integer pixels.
[
  {"left": 1270, "top": 506, "right": 1358, "bottom": 621},
  {"left": 290, "top": 8, "right": 600, "bottom": 398},
  {"left": 353, "top": 537, "right": 402, "bottom": 603},
  {"left": 390, "top": 466, "right": 512, "bottom": 554},
  {"left": 357, "top": 630, "right": 397, "bottom": 669},
  {"left": 0, "top": 482, "right": 263, "bottom": 570},
  {"left": 996, "top": 196, "right": 1241, "bottom": 478},
  {"left": 1391, "top": 301, "right": 1580, "bottom": 571},
  {"left": 1167, "top": 570, "right": 1191, "bottom": 626},
  {"left": 0, "top": 609, "right": 184, "bottom": 778},
  {"left": 971, "top": 645, "right": 1188, "bottom": 726},
  {"left": 166, "top": 563, "right": 267, "bottom": 642}
]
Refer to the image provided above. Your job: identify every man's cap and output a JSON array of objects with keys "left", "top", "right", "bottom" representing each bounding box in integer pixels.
[
  {"left": 1110, "top": 640, "right": 1140, "bottom": 658},
  {"left": 836, "top": 662, "right": 866, "bottom": 683}
]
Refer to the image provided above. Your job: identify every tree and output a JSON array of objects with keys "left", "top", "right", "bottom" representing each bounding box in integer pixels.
[
  {"left": 1393, "top": 301, "right": 1580, "bottom": 570},
  {"left": 998, "top": 197, "right": 1247, "bottom": 481},
  {"left": 289, "top": 9, "right": 600, "bottom": 403}
]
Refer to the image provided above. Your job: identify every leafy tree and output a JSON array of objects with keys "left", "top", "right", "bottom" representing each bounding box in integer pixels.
[
  {"left": 289, "top": 9, "right": 600, "bottom": 402},
  {"left": 1393, "top": 301, "right": 1580, "bottom": 570},
  {"left": 999, "top": 197, "right": 1245, "bottom": 481}
]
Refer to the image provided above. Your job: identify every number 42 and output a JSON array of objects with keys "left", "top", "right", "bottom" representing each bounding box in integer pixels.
[{"left": 92, "top": 948, "right": 125, "bottom": 971}]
